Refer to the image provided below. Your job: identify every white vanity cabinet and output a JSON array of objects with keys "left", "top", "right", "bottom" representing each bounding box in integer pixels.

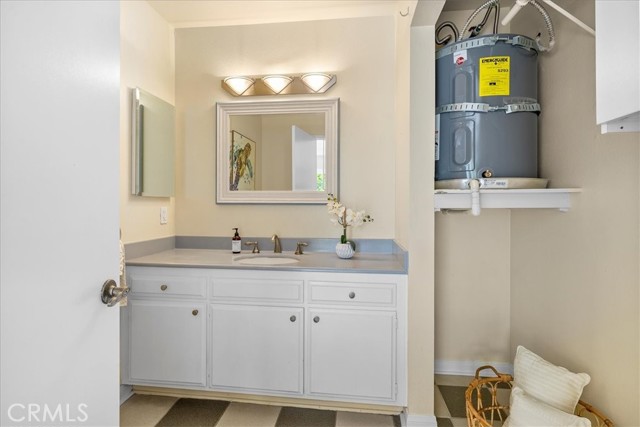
[
  {"left": 307, "top": 309, "right": 397, "bottom": 400},
  {"left": 128, "top": 300, "right": 207, "bottom": 386},
  {"left": 124, "top": 270, "right": 208, "bottom": 388},
  {"left": 209, "top": 277, "right": 304, "bottom": 394},
  {"left": 306, "top": 280, "right": 399, "bottom": 402},
  {"left": 122, "top": 266, "right": 407, "bottom": 407}
]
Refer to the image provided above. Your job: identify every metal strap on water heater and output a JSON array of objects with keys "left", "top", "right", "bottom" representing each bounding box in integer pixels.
[
  {"left": 436, "top": 35, "right": 537, "bottom": 59},
  {"left": 436, "top": 102, "right": 540, "bottom": 115}
]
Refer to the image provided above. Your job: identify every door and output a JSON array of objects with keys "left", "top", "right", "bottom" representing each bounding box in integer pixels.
[
  {"left": 1, "top": 2, "right": 121, "bottom": 426},
  {"left": 291, "top": 125, "right": 319, "bottom": 191},
  {"left": 128, "top": 300, "right": 207, "bottom": 386},
  {"left": 307, "top": 309, "right": 397, "bottom": 401},
  {"left": 211, "top": 304, "right": 304, "bottom": 394}
]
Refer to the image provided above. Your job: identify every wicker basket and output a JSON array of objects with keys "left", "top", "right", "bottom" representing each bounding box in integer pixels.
[{"left": 465, "top": 365, "right": 614, "bottom": 427}]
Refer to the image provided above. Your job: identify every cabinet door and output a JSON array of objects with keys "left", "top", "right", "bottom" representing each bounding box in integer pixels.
[
  {"left": 307, "top": 309, "right": 396, "bottom": 401},
  {"left": 128, "top": 300, "right": 206, "bottom": 387},
  {"left": 210, "top": 304, "right": 303, "bottom": 394}
]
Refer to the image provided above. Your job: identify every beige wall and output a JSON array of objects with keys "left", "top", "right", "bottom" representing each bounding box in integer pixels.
[
  {"left": 510, "top": 2, "right": 639, "bottom": 426},
  {"left": 174, "top": 17, "right": 395, "bottom": 240},
  {"left": 435, "top": 210, "right": 511, "bottom": 368},
  {"left": 408, "top": 0, "right": 446, "bottom": 413},
  {"left": 120, "top": 1, "right": 175, "bottom": 244},
  {"left": 259, "top": 114, "right": 324, "bottom": 191},
  {"left": 433, "top": 9, "right": 513, "bottom": 369}
]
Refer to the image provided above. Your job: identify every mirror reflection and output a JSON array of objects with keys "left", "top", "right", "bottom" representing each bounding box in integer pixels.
[
  {"left": 216, "top": 99, "right": 338, "bottom": 204},
  {"left": 131, "top": 88, "right": 175, "bottom": 197},
  {"left": 229, "top": 113, "right": 325, "bottom": 192}
]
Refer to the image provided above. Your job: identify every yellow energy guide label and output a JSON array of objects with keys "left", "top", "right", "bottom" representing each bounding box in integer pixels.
[{"left": 479, "top": 56, "right": 510, "bottom": 97}]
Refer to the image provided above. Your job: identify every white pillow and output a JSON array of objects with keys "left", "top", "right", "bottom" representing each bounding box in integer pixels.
[
  {"left": 507, "top": 387, "right": 591, "bottom": 427},
  {"left": 514, "top": 346, "right": 591, "bottom": 413}
]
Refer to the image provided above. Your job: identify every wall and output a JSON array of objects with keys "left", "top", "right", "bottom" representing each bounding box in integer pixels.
[
  {"left": 433, "top": 8, "right": 513, "bottom": 371},
  {"left": 407, "top": 0, "right": 446, "bottom": 420},
  {"left": 120, "top": 1, "right": 175, "bottom": 244},
  {"left": 435, "top": 211, "right": 511, "bottom": 372},
  {"left": 510, "top": 1, "right": 639, "bottom": 426},
  {"left": 260, "top": 114, "right": 324, "bottom": 191},
  {"left": 174, "top": 17, "right": 395, "bottom": 240}
]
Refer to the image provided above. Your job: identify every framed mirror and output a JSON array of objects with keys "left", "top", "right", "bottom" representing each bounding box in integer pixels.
[
  {"left": 216, "top": 98, "right": 339, "bottom": 204},
  {"left": 131, "top": 87, "right": 175, "bottom": 197}
]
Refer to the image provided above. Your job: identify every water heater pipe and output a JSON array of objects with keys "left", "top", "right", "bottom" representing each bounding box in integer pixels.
[
  {"left": 501, "top": 0, "right": 595, "bottom": 36},
  {"left": 469, "top": 179, "right": 481, "bottom": 216}
]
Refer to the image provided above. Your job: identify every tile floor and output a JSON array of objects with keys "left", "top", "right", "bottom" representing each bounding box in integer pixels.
[{"left": 120, "top": 375, "right": 476, "bottom": 427}]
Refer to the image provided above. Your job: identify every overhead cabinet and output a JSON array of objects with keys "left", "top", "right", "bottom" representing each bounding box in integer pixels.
[{"left": 595, "top": 1, "right": 640, "bottom": 133}]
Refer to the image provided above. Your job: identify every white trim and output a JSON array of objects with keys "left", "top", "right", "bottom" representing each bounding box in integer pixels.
[
  {"left": 435, "top": 360, "right": 514, "bottom": 376},
  {"left": 120, "top": 385, "right": 134, "bottom": 405},
  {"left": 400, "top": 412, "right": 438, "bottom": 427}
]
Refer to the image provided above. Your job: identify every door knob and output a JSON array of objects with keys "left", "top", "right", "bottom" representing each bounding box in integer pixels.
[
  {"left": 101, "top": 279, "right": 129, "bottom": 307},
  {"left": 313, "top": 316, "right": 320, "bottom": 323}
]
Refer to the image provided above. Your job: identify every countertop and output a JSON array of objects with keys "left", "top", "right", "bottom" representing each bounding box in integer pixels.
[{"left": 126, "top": 248, "right": 407, "bottom": 274}]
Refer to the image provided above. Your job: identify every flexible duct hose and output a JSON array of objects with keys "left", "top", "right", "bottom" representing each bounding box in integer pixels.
[
  {"left": 458, "top": 0, "right": 500, "bottom": 41},
  {"left": 436, "top": 21, "right": 460, "bottom": 46},
  {"left": 529, "top": 0, "right": 556, "bottom": 51}
]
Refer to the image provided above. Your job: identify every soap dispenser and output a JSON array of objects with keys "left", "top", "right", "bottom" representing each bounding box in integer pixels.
[{"left": 232, "top": 228, "right": 242, "bottom": 254}]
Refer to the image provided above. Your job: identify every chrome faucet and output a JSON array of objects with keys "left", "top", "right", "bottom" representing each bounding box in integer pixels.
[{"left": 271, "top": 234, "right": 282, "bottom": 253}]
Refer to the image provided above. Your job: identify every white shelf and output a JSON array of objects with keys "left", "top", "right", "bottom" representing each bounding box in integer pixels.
[{"left": 434, "top": 188, "right": 581, "bottom": 212}]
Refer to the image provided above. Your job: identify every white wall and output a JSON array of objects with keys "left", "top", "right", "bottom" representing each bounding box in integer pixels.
[
  {"left": 120, "top": 1, "right": 175, "bottom": 244},
  {"left": 510, "top": 2, "right": 639, "bottom": 426},
  {"left": 173, "top": 17, "right": 395, "bottom": 240}
]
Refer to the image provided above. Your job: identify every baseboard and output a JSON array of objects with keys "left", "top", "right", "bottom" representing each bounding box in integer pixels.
[
  {"left": 120, "top": 385, "right": 134, "bottom": 405},
  {"left": 400, "top": 412, "right": 438, "bottom": 427},
  {"left": 435, "top": 360, "right": 513, "bottom": 376}
]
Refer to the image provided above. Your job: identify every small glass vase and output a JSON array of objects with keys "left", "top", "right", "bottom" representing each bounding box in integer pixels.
[{"left": 335, "top": 242, "right": 355, "bottom": 259}]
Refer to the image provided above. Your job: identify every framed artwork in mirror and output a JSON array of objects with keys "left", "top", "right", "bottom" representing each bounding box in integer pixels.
[{"left": 230, "top": 131, "right": 256, "bottom": 191}]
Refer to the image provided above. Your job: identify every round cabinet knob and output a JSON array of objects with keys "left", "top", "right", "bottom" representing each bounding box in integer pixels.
[
  {"left": 313, "top": 316, "right": 320, "bottom": 323},
  {"left": 160, "top": 284, "right": 168, "bottom": 291},
  {"left": 192, "top": 309, "right": 199, "bottom": 316},
  {"left": 348, "top": 291, "right": 356, "bottom": 299},
  {"left": 290, "top": 315, "right": 297, "bottom": 322}
]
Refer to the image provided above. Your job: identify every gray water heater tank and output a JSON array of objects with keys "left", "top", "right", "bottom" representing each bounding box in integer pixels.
[{"left": 435, "top": 34, "right": 540, "bottom": 184}]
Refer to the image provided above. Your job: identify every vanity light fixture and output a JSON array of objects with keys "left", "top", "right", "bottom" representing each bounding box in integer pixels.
[
  {"left": 301, "top": 73, "right": 335, "bottom": 93},
  {"left": 221, "top": 73, "right": 337, "bottom": 97},
  {"left": 261, "top": 75, "right": 293, "bottom": 94},
  {"left": 223, "top": 76, "right": 255, "bottom": 96}
]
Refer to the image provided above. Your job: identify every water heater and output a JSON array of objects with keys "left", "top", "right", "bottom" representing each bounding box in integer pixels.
[{"left": 435, "top": 34, "right": 546, "bottom": 189}]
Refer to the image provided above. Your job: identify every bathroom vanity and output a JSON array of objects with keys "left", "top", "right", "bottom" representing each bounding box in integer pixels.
[{"left": 121, "top": 249, "right": 407, "bottom": 409}]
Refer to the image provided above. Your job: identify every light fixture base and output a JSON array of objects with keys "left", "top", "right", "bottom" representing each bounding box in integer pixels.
[{"left": 221, "top": 73, "right": 336, "bottom": 97}]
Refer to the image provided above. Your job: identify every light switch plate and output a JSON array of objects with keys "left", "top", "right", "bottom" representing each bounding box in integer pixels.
[{"left": 160, "top": 207, "right": 168, "bottom": 225}]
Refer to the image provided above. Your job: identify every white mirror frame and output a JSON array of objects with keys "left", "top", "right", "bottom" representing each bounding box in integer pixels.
[{"left": 216, "top": 98, "right": 339, "bottom": 204}]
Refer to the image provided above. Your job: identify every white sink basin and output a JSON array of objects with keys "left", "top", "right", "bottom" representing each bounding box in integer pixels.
[{"left": 234, "top": 254, "right": 300, "bottom": 265}]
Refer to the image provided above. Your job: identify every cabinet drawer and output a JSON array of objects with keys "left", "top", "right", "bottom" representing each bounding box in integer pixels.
[
  {"left": 211, "top": 278, "right": 303, "bottom": 303},
  {"left": 129, "top": 274, "right": 207, "bottom": 298},
  {"left": 309, "top": 281, "right": 396, "bottom": 306}
]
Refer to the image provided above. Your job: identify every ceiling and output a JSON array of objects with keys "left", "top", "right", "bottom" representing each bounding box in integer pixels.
[
  {"left": 145, "top": 0, "right": 505, "bottom": 30},
  {"left": 147, "top": 0, "right": 403, "bottom": 28},
  {"left": 442, "top": 0, "right": 512, "bottom": 12}
]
